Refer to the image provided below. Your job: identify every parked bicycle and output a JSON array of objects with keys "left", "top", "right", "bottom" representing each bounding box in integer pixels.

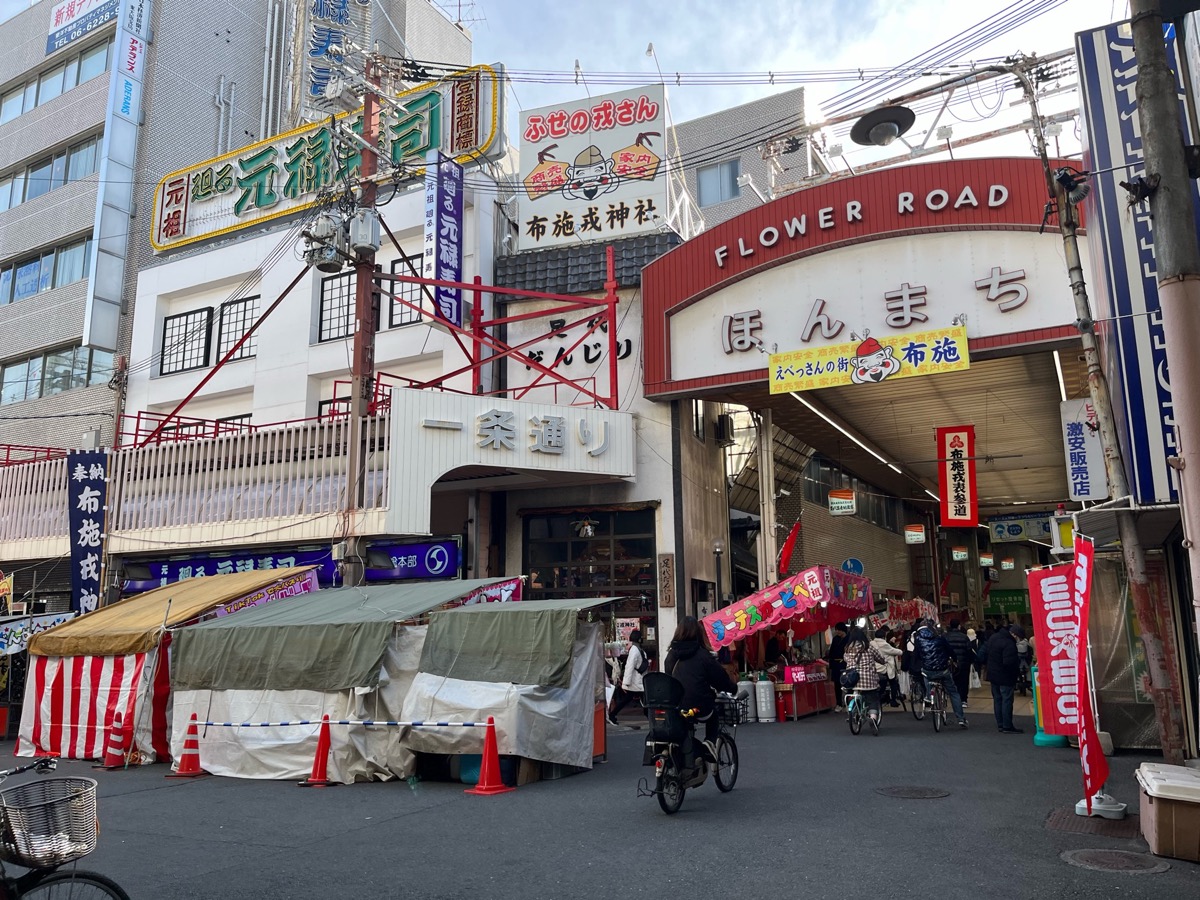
[
  {"left": 0, "top": 758, "right": 129, "bottom": 899},
  {"left": 638, "top": 676, "right": 747, "bottom": 815}
]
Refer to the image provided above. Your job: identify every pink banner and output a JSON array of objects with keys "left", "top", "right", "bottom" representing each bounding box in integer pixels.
[
  {"left": 1028, "top": 563, "right": 1079, "bottom": 736},
  {"left": 214, "top": 569, "right": 319, "bottom": 618},
  {"left": 458, "top": 577, "right": 523, "bottom": 606},
  {"left": 701, "top": 565, "right": 872, "bottom": 648},
  {"left": 1074, "top": 534, "right": 1108, "bottom": 812}
]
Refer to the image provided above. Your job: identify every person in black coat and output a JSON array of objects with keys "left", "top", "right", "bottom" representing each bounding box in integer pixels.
[
  {"left": 944, "top": 619, "right": 974, "bottom": 709},
  {"left": 985, "top": 624, "right": 1022, "bottom": 733},
  {"left": 825, "top": 622, "right": 849, "bottom": 711},
  {"left": 663, "top": 616, "right": 736, "bottom": 746}
]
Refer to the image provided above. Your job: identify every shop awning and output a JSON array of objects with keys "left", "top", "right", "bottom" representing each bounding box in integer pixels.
[
  {"left": 421, "top": 596, "right": 617, "bottom": 688},
  {"left": 702, "top": 565, "right": 873, "bottom": 648},
  {"left": 28, "top": 567, "right": 319, "bottom": 658},
  {"left": 171, "top": 577, "right": 514, "bottom": 692},
  {"left": 1073, "top": 497, "right": 1181, "bottom": 551}
]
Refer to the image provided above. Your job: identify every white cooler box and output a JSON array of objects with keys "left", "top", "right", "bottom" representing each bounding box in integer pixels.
[{"left": 1135, "top": 762, "right": 1200, "bottom": 862}]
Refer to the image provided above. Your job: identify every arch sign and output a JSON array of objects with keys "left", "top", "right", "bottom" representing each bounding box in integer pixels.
[{"left": 641, "top": 158, "right": 1083, "bottom": 399}]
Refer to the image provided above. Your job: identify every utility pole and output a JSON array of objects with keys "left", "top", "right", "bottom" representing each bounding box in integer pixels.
[
  {"left": 1130, "top": 0, "right": 1200, "bottom": 758},
  {"left": 343, "top": 56, "right": 381, "bottom": 587},
  {"left": 1014, "top": 55, "right": 1187, "bottom": 762}
]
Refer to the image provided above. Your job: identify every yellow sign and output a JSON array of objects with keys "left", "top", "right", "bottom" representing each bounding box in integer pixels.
[
  {"left": 769, "top": 325, "right": 970, "bottom": 394},
  {"left": 0, "top": 573, "right": 12, "bottom": 613}
]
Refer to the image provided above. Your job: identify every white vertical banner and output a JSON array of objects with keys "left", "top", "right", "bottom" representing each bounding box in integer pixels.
[{"left": 1060, "top": 399, "right": 1109, "bottom": 502}]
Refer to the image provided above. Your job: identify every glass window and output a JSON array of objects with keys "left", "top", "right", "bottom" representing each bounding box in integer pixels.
[
  {"left": 24, "top": 157, "right": 55, "bottom": 202},
  {"left": 38, "top": 65, "right": 65, "bottom": 105},
  {"left": 25, "top": 354, "right": 43, "bottom": 400},
  {"left": 319, "top": 272, "right": 354, "bottom": 342},
  {"left": 55, "top": 240, "right": 86, "bottom": 285},
  {"left": 0, "top": 87, "right": 22, "bottom": 125},
  {"left": 697, "top": 159, "right": 741, "bottom": 207},
  {"left": 1, "top": 360, "right": 28, "bottom": 404},
  {"left": 63, "top": 57, "right": 79, "bottom": 91},
  {"left": 8, "top": 171, "right": 23, "bottom": 207},
  {"left": 388, "top": 254, "right": 426, "bottom": 327},
  {"left": 160, "top": 308, "right": 213, "bottom": 375},
  {"left": 0, "top": 267, "right": 11, "bottom": 305},
  {"left": 22, "top": 82, "right": 36, "bottom": 114},
  {"left": 42, "top": 347, "right": 75, "bottom": 397},
  {"left": 217, "top": 296, "right": 258, "bottom": 360},
  {"left": 12, "top": 258, "right": 41, "bottom": 301},
  {"left": 67, "top": 138, "right": 97, "bottom": 182},
  {"left": 78, "top": 42, "right": 109, "bottom": 83},
  {"left": 0, "top": 176, "right": 10, "bottom": 213},
  {"left": 49, "top": 153, "right": 67, "bottom": 192},
  {"left": 38, "top": 251, "right": 54, "bottom": 292},
  {"left": 69, "top": 346, "right": 90, "bottom": 389},
  {"left": 88, "top": 349, "right": 114, "bottom": 386}
]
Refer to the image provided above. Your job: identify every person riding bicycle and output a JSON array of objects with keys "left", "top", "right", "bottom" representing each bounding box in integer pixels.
[
  {"left": 911, "top": 618, "right": 968, "bottom": 729},
  {"left": 663, "top": 615, "right": 736, "bottom": 762},
  {"left": 844, "top": 625, "right": 887, "bottom": 730}
]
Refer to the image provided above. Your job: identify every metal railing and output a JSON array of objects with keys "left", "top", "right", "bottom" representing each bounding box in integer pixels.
[
  {"left": 0, "top": 445, "right": 69, "bottom": 467},
  {"left": 0, "top": 455, "right": 69, "bottom": 542}
]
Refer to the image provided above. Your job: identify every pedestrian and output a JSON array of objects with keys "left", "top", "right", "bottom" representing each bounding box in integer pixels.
[
  {"left": 944, "top": 619, "right": 974, "bottom": 709},
  {"left": 607, "top": 629, "right": 647, "bottom": 724},
  {"left": 843, "top": 625, "right": 886, "bottom": 733},
  {"left": 985, "top": 624, "right": 1023, "bottom": 733},
  {"left": 826, "top": 622, "right": 849, "bottom": 712},
  {"left": 871, "top": 627, "right": 904, "bottom": 707},
  {"left": 911, "top": 618, "right": 967, "bottom": 728}
]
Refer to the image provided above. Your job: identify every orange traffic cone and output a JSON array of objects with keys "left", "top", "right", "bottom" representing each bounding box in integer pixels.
[
  {"left": 298, "top": 715, "right": 337, "bottom": 787},
  {"left": 167, "top": 713, "right": 207, "bottom": 778},
  {"left": 465, "top": 716, "right": 514, "bottom": 796},
  {"left": 94, "top": 712, "right": 127, "bottom": 769}
]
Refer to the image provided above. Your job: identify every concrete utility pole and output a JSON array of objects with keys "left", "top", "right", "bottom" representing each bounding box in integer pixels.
[
  {"left": 343, "top": 56, "right": 381, "bottom": 588},
  {"left": 1131, "top": 0, "right": 1200, "bottom": 757},
  {"left": 1014, "top": 55, "right": 1187, "bottom": 762}
]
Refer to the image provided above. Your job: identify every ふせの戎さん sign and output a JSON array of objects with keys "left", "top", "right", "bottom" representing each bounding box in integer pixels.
[{"left": 150, "top": 64, "right": 504, "bottom": 251}]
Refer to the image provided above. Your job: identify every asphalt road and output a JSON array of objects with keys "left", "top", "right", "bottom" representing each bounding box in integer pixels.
[{"left": 7, "top": 704, "right": 1197, "bottom": 899}]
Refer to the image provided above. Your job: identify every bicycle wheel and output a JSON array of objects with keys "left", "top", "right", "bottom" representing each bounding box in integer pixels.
[
  {"left": 932, "top": 688, "right": 944, "bottom": 732},
  {"left": 20, "top": 870, "right": 131, "bottom": 899},
  {"left": 848, "top": 698, "right": 863, "bottom": 735},
  {"left": 713, "top": 734, "right": 738, "bottom": 792},
  {"left": 910, "top": 684, "right": 925, "bottom": 720},
  {"left": 656, "top": 759, "right": 686, "bottom": 815}
]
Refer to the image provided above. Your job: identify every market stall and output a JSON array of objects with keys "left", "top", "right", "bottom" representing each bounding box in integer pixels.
[
  {"left": 17, "top": 567, "right": 319, "bottom": 762},
  {"left": 702, "top": 564, "right": 874, "bottom": 721}
]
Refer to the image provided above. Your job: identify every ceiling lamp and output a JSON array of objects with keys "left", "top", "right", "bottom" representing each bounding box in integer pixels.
[{"left": 849, "top": 105, "right": 916, "bottom": 147}]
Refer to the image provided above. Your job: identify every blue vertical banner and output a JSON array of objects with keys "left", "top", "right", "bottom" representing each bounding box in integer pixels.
[
  {"left": 67, "top": 451, "right": 108, "bottom": 614},
  {"left": 1075, "top": 22, "right": 1200, "bottom": 504},
  {"left": 422, "top": 151, "right": 465, "bottom": 329}
]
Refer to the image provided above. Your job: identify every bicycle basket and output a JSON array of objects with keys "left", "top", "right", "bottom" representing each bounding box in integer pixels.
[
  {"left": 717, "top": 696, "right": 749, "bottom": 726},
  {"left": 0, "top": 777, "right": 98, "bottom": 868}
]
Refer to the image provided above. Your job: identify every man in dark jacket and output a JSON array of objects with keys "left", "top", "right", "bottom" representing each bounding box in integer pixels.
[
  {"left": 944, "top": 619, "right": 974, "bottom": 709},
  {"left": 663, "top": 627, "right": 737, "bottom": 746},
  {"left": 912, "top": 619, "right": 967, "bottom": 727},
  {"left": 986, "top": 624, "right": 1022, "bottom": 733},
  {"left": 825, "top": 622, "right": 849, "bottom": 712}
]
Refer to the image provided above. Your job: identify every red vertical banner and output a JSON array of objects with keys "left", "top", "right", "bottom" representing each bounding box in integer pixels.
[
  {"left": 1027, "top": 563, "right": 1079, "bottom": 736},
  {"left": 1073, "top": 534, "right": 1108, "bottom": 812},
  {"left": 936, "top": 425, "right": 977, "bottom": 526}
]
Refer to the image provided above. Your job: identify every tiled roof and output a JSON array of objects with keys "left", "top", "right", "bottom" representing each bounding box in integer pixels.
[{"left": 493, "top": 232, "right": 681, "bottom": 294}]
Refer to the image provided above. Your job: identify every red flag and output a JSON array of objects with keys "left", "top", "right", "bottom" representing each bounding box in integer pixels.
[
  {"left": 1028, "top": 563, "right": 1077, "bottom": 736},
  {"left": 936, "top": 425, "right": 978, "bottom": 527},
  {"left": 1074, "top": 534, "right": 1108, "bottom": 812},
  {"left": 778, "top": 521, "right": 801, "bottom": 573}
]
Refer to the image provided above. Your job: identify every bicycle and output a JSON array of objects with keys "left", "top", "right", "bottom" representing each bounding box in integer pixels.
[
  {"left": 844, "top": 689, "right": 879, "bottom": 736},
  {"left": 0, "top": 758, "right": 129, "bottom": 899},
  {"left": 908, "top": 673, "right": 926, "bottom": 721},
  {"left": 638, "top": 676, "right": 747, "bottom": 815},
  {"left": 927, "top": 679, "right": 948, "bottom": 733}
]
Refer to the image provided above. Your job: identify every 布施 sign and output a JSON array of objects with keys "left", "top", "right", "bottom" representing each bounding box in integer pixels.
[{"left": 937, "top": 425, "right": 978, "bottom": 527}]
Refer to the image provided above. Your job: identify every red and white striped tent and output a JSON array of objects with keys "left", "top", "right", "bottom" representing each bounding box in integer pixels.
[{"left": 17, "top": 567, "right": 318, "bottom": 762}]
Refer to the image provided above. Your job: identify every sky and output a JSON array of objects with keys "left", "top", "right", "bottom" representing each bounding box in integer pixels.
[{"left": 2, "top": 0, "right": 1130, "bottom": 163}]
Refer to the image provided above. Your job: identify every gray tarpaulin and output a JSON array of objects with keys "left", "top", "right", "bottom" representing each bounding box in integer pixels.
[
  {"left": 419, "top": 597, "right": 616, "bottom": 688},
  {"left": 171, "top": 578, "right": 511, "bottom": 692}
]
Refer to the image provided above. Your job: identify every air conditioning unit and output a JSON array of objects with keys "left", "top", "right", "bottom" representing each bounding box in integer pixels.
[{"left": 714, "top": 413, "right": 735, "bottom": 447}]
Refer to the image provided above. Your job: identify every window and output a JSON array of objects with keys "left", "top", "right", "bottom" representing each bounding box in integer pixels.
[
  {"left": 0, "top": 39, "right": 113, "bottom": 127},
  {"left": 160, "top": 308, "right": 212, "bottom": 375},
  {"left": 0, "top": 235, "right": 92, "bottom": 305},
  {"left": 0, "top": 136, "right": 99, "bottom": 210},
  {"left": 692, "top": 399, "right": 705, "bottom": 441},
  {"left": 216, "top": 296, "right": 259, "bottom": 361},
  {"left": 67, "top": 136, "right": 98, "bottom": 182},
  {"left": 0, "top": 176, "right": 11, "bottom": 213},
  {"left": 801, "top": 455, "right": 901, "bottom": 533},
  {"left": 697, "top": 159, "right": 741, "bottom": 207},
  {"left": 0, "top": 344, "right": 110, "bottom": 405},
  {"left": 319, "top": 272, "right": 355, "bottom": 342},
  {"left": 388, "top": 254, "right": 426, "bottom": 327},
  {"left": 317, "top": 398, "right": 350, "bottom": 419}
]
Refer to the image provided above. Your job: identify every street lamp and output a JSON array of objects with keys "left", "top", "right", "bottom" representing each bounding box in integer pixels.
[{"left": 713, "top": 539, "right": 725, "bottom": 609}]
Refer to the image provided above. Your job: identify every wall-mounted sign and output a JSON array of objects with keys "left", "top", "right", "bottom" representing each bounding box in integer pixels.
[
  {"left": 47, "top": 0, "right": 119, "bottom": 55},
  {"left": 422, "top": 153, "right": 465, "bottom": 328},
  {"left": 300, "top": 0, "right": 371, "bottom": 122},
  {"left": 988, "top": 512, "right": 1053, "bottom": 543},
  {"left": 658, "top": 553, "right": 675, "bottom": 608},
  {"left": 123, "top": 546, "right": 339, "bottom": 592},
  {"left": 769, "top": 325, "right": 969, "bottom": 394},
  {"left": 518, "top": 84, "right": 667, "bottom": 251},
  {"left": 979, "top": 552, "right": 994, "bottom": 567},
  {"left": 150, "top": 64, "right": 505, "bottom": 252},
  {"left": 985, "top": 588, "right": 1029, "bottom": 617},
  {"left": 1060, "top": 398, "right": 1109, "bottom": 502},
  {"left": 67, "top": 451, "right": 108, "bottom": 613},
  {"left": 828, "top": 489, "right": 857, "bottom": 516},
  {"left": 1001, "top": 557, "right": 1015, "bottom": 570},
  {"left": 951, "top": 546, "right": 969, "bottom": 561},
  {"left": 840, "top": 557, "right": 864, "bottom": 576},
  {"left": 903, "top": 524, "right": 926, "bottom": 544},
  {"left": 937, "top": 425, "right": 978, "bottom": 527},
  {"left": 363, "top": 539, "right": 462, "bottom": 581}
]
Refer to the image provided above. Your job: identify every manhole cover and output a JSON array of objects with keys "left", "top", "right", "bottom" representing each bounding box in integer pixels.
[
  {"left": 1060, "top": 849, "right": 1170, "bottom": 874},
  {"left": 875, "top": 786, "right": 950, "bottom": 799},
  {"left": 1045, "top": 808, "right": 1140, "bottom": 839}
]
